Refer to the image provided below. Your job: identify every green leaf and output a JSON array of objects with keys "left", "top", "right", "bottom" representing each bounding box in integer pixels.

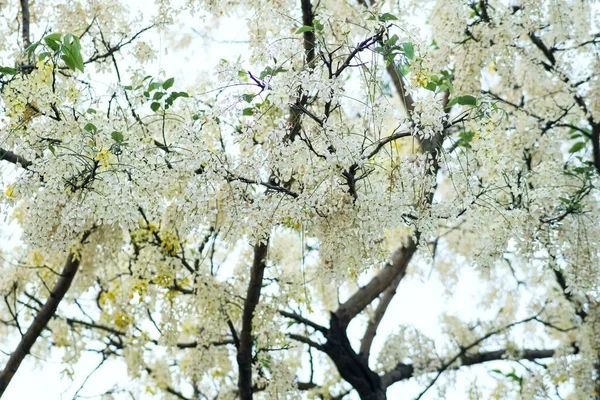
[
  {"left": 295, "top": 25, "right": 314, "bottom": 34},
  {"left": 568, "top": 142, "right": 586, "bottom": 153},
  {"left": 61, "top": 35, "right": 84, "bottom": 72},
  {"left": 61, "top": 53, "right": 77, "bottom": 72},
  {"left": 84, "top": 123, "right": 97, "bottom": 133},
  {"left": 259, "top": 67, "right": 273, "bottom": 80},
  {"left": 45, "top": 32, "right": 62, "bottom": 42},
  {"left": 457, "top": 130, "right": 475, "bottom": 148},
  {"left": 242, "top": 107, "right": 255, "bottom": 116},
  {"left": 26, "top": 42, "right": 40, "bottom": 59},
  {"left": 162, "top": 77, "right": 175, "bottom": 90},
  {"left": 402, "top": 42, "right": 414, "bottom": 60},
  {"left": 0, "top": 66, "right": 17, "bottom": 75},
  {"left": 148, "top": 82, "right": 162, "bottom": 92},
  {"left": 313, "top": 19, "right": 324, "bottom": 31},
  {"left": 424, "top": 81, "right": 437, "bottom": 91},
  {"left": 242, "top": 94, "right": 254, "bottom": 103},
  {"left": 153, "top": 91, "right": 165, "bottom": 100},
  {"left": 150, "top": 102, "right": 161, "bottom": 112},
  {"left": 379, "top": 13, "right": 398, "bottom": 21},
  {"left": 86, "top": 108, "right": 96, "bottom": 114},
  {"left": 272, "top": 66, "right": 287, "bottom": 76},
  {"left": 397, "top": 63, "right": 410, "bottom": 76},
  {"left": 44, "top": 37, "right": 61, "bottom": 52},
  {"left": 111, "top": 131, "right": 124, "bottom": 143},
  {"left": 386, "top": 34, "right": 399, "bottom": 46},
  {"left": 448, "top": 95, "right": 477, "bottom": 107},
  {"left": 48, "top": 145, "right": 56, "bottom": 155}
]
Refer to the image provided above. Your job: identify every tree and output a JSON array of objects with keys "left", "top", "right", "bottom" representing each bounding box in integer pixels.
[{"left": 0, "top": 0, "right": 598, "bottom": 398}]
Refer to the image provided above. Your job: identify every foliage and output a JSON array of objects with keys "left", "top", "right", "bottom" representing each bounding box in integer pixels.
[{"left": 0, "top": 0, "right": 599, "bottom": 399}]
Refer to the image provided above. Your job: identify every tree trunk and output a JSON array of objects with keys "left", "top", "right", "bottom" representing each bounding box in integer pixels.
[{"left": 324, "top": 314, "right": 387, "bottom": 400}]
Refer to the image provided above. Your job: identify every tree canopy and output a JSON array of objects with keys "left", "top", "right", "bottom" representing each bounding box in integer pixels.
[{"left": 0, "top": 0, "right": 599, "bottom": 399}]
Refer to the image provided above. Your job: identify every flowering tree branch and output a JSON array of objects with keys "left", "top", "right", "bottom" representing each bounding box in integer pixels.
[
  {"left": 0, "top": 230, "right": 92, "bottom": 396},
  {"left": 335, "top": 240, "right": 417, "bottom": 327},
  {"left": 381, "top": 347, "right": 559, "bottom": 389}
]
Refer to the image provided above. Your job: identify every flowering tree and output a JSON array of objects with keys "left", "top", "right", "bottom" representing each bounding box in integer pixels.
[{"left": 0, "top": 0, "right": 598, "bottom": 398}]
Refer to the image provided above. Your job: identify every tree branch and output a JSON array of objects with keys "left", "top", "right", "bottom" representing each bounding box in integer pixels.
[
  {"left": 19, "top": 0, "right": 30, "bottom": 48},
  {"left": 334, "top": 239, "right": 416, "bottom": 327},
  {"left": 381, "top": 347, "right": 558, "bottom": 388},
  {"left": 280, "top": 310, "right": 328, "bottom": 334},
  {"left": 358, "top": 268, "right": 405, "bottom": 363},
  {"left": 0, "top": 230, "right": 92, "bottom": 396},
  {"left": 284, "top": 0, "right": 316, "bottom": 143},
  {"left": 398, "top": 311, "right": 550, "bottom": 398},
  {"left": 289, "top": 333, "right": 327, "bottom": 353},
  {"left": 237, "top": 241, "right": 269, "bottom": 400},
  {"left": 0, "top": 148, "right": 32, "bottom": 169},
  {"left": 386, "top": 63, "right": 414, "bottom": 115}
]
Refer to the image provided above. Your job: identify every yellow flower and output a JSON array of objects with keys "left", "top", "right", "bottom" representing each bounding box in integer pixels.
[
  {"left": 29, "top": 250, "right": 44, "bottom": 266},
  {"left": 4, "top": 185, "right": 16, "bottom": 199},
  {"left": 160, "top": 230, "right": 180, "bottom": 256},
  {"left": 411, "top": 71, "right": 429, "bottom": 87},
  {"left": 69, "top": 242, "right": 83, "bottom": 261},
  {"left": 114, "top": 311, "right": 132, "bottom": 329},
  {"left": 94, "top": 147, "right": 112, "bottom": 169}
]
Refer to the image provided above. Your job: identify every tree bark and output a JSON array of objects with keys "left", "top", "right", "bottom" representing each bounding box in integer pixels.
[
  {"left": 20, "top": 0, "right": 30, "bottom": 48},
  {"left": 0, "top": 148, "right": 31, "bottom": 168},
  {"left": 237, "top": 241, "right": 269, "bottom": 400},
  {"left": 324, "top": 314, "right": 387, "bottom": 400}
]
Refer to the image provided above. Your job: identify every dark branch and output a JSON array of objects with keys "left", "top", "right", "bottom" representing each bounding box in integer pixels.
[
  {"left": 0, "top": 148, "right": 32, "bottom": 169},
  {"left": 19, "top": 0, "right": 30, "bottom": 48},
  {"left": 280, "top": 310, "right": 328, "bottom": 334},
  {"left": 334, "top": 240, "right": 416, "bottom": 327},
  {"left": 381, "top": 347, "right": 558, "bottom": 387},
  {"left": 0, "top": 230, "right": 92, "bottom": 396},
  {"left": 237, "top": 241, "right": 269, "bottom": 400},
  {"left": 359, "top": 268, "right": 405, "bottom": 363}
]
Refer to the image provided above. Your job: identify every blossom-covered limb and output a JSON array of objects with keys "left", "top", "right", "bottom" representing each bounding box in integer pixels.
[
  {"left": 408, "top": 310, "right": 552, "bottom": 399},
  {"left": 381, "top": 347, "right": 558, "bottom": 388},
  {"left": 284, "top": 0, "right": 315, "bottom": 143},
  {"left": 0, "top": 230, "right": 92, "bottom": 396},
  {"left": 335, "top": 239, "right": 417, "bottom": 327}
]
